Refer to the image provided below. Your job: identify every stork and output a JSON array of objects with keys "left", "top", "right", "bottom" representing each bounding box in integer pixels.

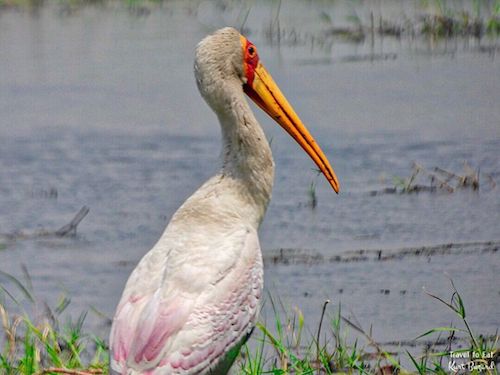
[{"left": 110, "top": 27, "right": 339, "bottom": 375}]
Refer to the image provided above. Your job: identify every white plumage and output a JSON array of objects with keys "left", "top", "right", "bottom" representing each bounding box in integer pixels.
[{"left": 110, "top": 27, "right": 338, "bottom": 375}]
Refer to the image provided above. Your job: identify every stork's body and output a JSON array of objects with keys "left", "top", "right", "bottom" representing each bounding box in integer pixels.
[{"left": 110, "top": 27, "right": 339, "bottom": 375}]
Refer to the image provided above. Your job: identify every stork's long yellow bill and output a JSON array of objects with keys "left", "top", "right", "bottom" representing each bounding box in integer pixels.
[{"left": 241, "top": 37, "right": 340, "bottom": 193}]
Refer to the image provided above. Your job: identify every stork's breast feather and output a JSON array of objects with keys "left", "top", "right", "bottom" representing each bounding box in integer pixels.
[{"left": 110, "top": 225, "right": 263, "bottom": 374}]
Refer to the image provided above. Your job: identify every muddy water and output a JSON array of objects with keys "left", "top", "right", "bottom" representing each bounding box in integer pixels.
[{"left": 0, "top": 0, "right": 499, "bottom": 352}]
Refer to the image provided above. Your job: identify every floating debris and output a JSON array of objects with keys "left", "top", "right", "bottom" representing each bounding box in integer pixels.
[
  {"left": 0, "top": 206, "right": 90, "bottom": 244},
  {"left": 28, "top": 187, "right": 59, "bottom": 200},
  {"left": 264, "top": 240, "right": 499, "bottom": 266},
  {"left": 371, "top": 161, "right": 496, "bottom": 196}
]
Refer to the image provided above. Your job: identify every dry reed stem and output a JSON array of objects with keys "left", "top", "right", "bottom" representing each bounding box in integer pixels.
[{"left": 39, "top": 368, "right": 104, "bottom": 375}]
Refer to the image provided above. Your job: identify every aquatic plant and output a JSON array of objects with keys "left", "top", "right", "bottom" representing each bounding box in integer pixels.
[
  {"left": 370, "top": 161, "right": 496, "bottom": 196},
  {"left": 307, "top": 170, "right": 323, "bottom": 210},
  {"left": 486, "top": 1, "right": 500, "bottom": 36}
]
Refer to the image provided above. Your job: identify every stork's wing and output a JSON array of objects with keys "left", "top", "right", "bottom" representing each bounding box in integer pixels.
[{"left": 110, "top": 226, "right": 263, "bottom": 374}]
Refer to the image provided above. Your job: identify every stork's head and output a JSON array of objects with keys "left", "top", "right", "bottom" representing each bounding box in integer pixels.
[
  {"left": 194, "top": 27, "right": 340, "bottom": 193},
  {"left": 194, "top": 27, "right": 246, "bottom": 108}
]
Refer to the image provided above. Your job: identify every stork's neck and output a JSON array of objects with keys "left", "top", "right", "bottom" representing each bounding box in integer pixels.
[{"left": 216, "top": 86, "right": 275, "bottom": 225}]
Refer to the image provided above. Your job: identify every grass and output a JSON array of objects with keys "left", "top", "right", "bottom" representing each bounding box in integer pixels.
[
  {"left": 0, "top": 271, "right": 108, "bottom": 375},
  {"left": 419, "top": 0, "right": 500, "bottom": 38},
  {"left": 1, "top": 271, "right": 498, "bottom": 374},
  {"left": 241, "top": 282, "right": 499, "bottom": 374}
]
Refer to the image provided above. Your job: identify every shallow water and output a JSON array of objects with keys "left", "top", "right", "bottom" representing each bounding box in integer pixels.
[{"left": 0, "top": 0, "right": 499, "bottom": 353}]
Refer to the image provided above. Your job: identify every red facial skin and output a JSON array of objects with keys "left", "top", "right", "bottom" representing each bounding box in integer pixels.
[{"left": 242, "top": 38, "right": 259, "bottom": 86}]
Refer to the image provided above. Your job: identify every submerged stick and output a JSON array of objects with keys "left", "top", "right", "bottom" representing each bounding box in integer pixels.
[
  {"left": 434, "top": 166, "right": 459, "bottom": 183},
  {"left": 413, "top": 164, "right": 454, "bottom": 192},
  {"left": 0, "top": 206, "right": 90, "bottom": 241},
  {"left": 55, "top": 206, "right": 90, "bottom": 237},
  {"left": 485, "top": 173, "right": 496, "bottom": 189}
]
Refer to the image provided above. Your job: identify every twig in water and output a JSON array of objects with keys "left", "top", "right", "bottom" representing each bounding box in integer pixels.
[
  {"left": 238, "top": 3, "right": 251, "bottom": 33},
  {"left": 274, "top": 0, "right": 282, "bottom": 46},
  {"left": 39, "top": 368, "right": 103, "bottom": 375},
  {"left": 55, "top": 206, "right": 90, "bottom": 237},
  {"left": 0, "top": 206, "right": 90, "bottom": 241},
  {"left": 434, "top": 166, "right": 459, "bottom": 183},
  {"left": 485, "top": 173, "right": 497, "bottom": 189}
]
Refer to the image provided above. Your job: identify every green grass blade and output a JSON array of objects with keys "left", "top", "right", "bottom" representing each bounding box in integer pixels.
[
  {"left": 0, "top": 270, "right": 34, "bottom": 304},
  {"left": 415, "top": 326, "right": 462, "bottom": 340}
]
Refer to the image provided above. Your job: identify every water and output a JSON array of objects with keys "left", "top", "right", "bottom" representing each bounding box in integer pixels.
[{"left": 0, "top": 0, "right": 499, "bottom": 352}]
